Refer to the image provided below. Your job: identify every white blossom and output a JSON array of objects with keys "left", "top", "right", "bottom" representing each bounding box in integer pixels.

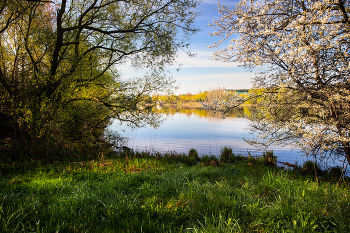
[{"left": 208, "top": 0, "right": 350, "bottom": 165}]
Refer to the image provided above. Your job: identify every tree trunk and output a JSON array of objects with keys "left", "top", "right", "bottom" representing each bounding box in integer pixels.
[{"left": 344, "top": 143, "right": 350, "bottom": 166}]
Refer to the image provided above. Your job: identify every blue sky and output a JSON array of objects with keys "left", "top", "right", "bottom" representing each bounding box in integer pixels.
[{"left": 121, "top": 0, "right": 254, "bottom": 94}]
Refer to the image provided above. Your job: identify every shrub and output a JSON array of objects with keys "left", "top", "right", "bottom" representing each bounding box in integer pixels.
[
  {"left": 261, "top": 151, "right": 276, "bottom": 166},
  {"left": 220, "top": 147, "right": 234, "bottom": 163},
  {"left": 200, "top": 155, "right": 219, "bottom": 166},
  {"left": 300, "top": 160, "right": 322, "bottom": 176},
  {"left": 325, "top": 166, "right": 343, "bottom": 180},
  {"left": 181, "top": 154, "right": 197, "bottom": 166},
  {"left": 188, "top": 148, "right": 200, "bottom": 161}
]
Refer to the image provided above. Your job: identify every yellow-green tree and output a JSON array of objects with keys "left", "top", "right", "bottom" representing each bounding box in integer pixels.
[{"left": 0, "top": 0, "right": 199, "bottom": 158}]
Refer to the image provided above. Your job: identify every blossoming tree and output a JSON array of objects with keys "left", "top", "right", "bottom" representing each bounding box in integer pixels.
[{"left": 210, "top": 0, "right": 350, "bottom": 165}]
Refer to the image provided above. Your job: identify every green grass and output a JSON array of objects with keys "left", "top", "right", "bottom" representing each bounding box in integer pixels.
[{"left": 0, "top": 152, "right": 349, "bottom": 232}]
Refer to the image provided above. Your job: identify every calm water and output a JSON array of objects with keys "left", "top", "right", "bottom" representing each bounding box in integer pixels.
[{"left": 110, "top": 107, "right": 308, "bottom": 165}]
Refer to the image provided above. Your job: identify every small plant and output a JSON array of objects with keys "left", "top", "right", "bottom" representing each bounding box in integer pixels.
[
  {"left": 181, "top": 154, "right": 197, "bottom": 166},
  {"left": 220, "top": 147, "right": 234, "bottom": 163},
  {"left": 188, "top": 148, "right": 200, "bottom": 161},
  {"left": 247, "top": 152, "right": 256, "bottom": 164},
  {"left": 300, "top": 160, "right": 322, "bottom": 176},
  {"left": 118, "top": 147, "right": 134, "bottom": 158},
  {"left": 261, "top": 150, "right": 276, "bottom": 166},
  {"left": 200, "top": 155, "right": 219, "bottom": 166},
  {"left": 324, "top": 166, "right": 343, "bottom": 180}
]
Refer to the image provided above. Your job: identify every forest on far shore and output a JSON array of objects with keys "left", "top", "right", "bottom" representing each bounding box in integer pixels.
[{"left": 152, "top": 89, "right": 250, "bottom": 105}]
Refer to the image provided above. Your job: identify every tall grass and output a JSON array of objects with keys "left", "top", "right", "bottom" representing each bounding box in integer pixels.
[{"left": 0, "top": 150, "right": 349, "bottom": 232}]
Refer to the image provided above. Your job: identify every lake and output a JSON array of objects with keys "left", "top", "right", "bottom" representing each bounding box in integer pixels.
[{"left": 109, "top": 107, "right": 347, "bottom": 169}]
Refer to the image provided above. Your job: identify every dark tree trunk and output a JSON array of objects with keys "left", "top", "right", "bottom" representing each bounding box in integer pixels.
[{"left": 344, "top": 144, "right": 350, "bottom": 166}]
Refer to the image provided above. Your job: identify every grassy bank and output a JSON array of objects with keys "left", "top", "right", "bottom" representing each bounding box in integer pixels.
[{"left": 0, "top": 150, "right": 349, "bottom": 232}]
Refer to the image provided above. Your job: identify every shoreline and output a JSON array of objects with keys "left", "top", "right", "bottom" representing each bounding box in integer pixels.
[{"left": 161, "top": 102, "right": 252, "bottom": 108}]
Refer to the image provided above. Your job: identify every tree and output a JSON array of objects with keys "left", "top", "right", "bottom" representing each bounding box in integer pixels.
[
  {"left": 200, "top": 88, "right": 247, "bottom": 117},
  {"left": 0, "top": 0, "right": 199, "bottom": 158},
  {"left": 210, "top": 0, "right": 350, "bottom": 165}
]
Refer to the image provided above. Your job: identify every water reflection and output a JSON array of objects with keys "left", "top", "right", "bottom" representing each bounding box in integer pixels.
[
  {"left": 110, "top": 107, "right": 307, "bottom": 165},
  {"left": 157, "top": 106, "right": 246, "bottom": 120}
]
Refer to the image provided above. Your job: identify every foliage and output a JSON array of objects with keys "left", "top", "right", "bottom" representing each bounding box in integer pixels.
[
  {"left": 152, "top": 89, "right": 250, "bottom": 106},
  {"left": 325, "top": 166, "right": 344, "bottom": 180},
  {"left": 200, "top": 88, "right": 248, "bottom": 116},
  {"left": 220, "top": 146, "right": 233, "bottom": 162},
  {"left": 210, "top": 0, "right": 350, "bottom": 165},
  {"left": 260, "top": 150, "right": 277, "bottom": 166},
  {"left": 299, "top": 160, "right": 323, "bottom": 177},
  {"left": 200, "top": 155, "right": 219, "bottom": 166},
  {"left": 0, "top": 0, "right": 200, "bottom": 158},
  {"left": 188, "top": 148, "right": 200, "bottom": 161},
  {"left": 152, "top": 91, "right": 209, "bottom": 104}
]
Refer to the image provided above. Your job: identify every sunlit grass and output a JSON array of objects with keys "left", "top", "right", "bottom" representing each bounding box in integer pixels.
[{"left": 0, "top": 151, "right": 349, "bottom": 232}]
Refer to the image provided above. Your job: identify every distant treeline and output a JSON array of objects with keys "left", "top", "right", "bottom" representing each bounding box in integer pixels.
[{"left": 152, "top": 89, "right": 250, "bottom": 104}]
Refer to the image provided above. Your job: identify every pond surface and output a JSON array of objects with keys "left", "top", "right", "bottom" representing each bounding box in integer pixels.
[{"left": 110, "top": 107, "right": 308, "bottom": 165}]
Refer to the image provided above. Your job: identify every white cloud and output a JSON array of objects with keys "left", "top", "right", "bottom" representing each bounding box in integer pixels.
[
  {"left": 117, "top": 59, "right": 254, "bottom": 94},
  {"left": 175, "top": 72, "right": 254, "bottom": 94},
  {"left": 117, "top": 50, "right": 240, "bottom": 71},
  {"left": 175, "top": 50, "right": 241, "bottom": 68},
  {"left": 115, "top": 50, "right": 254, "bottom": 94},
  {"left": 176, "top": 72, "right": 253, "bottom": 81}
]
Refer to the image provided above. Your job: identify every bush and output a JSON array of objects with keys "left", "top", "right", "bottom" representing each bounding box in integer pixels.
[
  {"left": 324, "top": 166, "right": 343, "bottom": 180},
  {"left": 162, "top": 151, "right": 198, "bottom": 166},
  {"left": 188, "top": 148, "right": 200, "bottom": 161},
  {"left": 300, "top": 160, "right": 322, "bottom": 176},
  {"left": 261, "top": 151, "right": 276, "bottom": 166},
  {"left": 181, "top": 155, "right": 197, "bottom": 166},
  {"left": 220, "top": 147, "right": 234, "bottom": 163},
  {"left": 200, "top": 155, "right": 219, "bottom": 166}
]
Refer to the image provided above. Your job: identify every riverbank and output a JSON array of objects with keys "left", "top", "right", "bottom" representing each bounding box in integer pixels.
[{"left": 1, "top": 149, "right": 349, "bottom": 232}]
